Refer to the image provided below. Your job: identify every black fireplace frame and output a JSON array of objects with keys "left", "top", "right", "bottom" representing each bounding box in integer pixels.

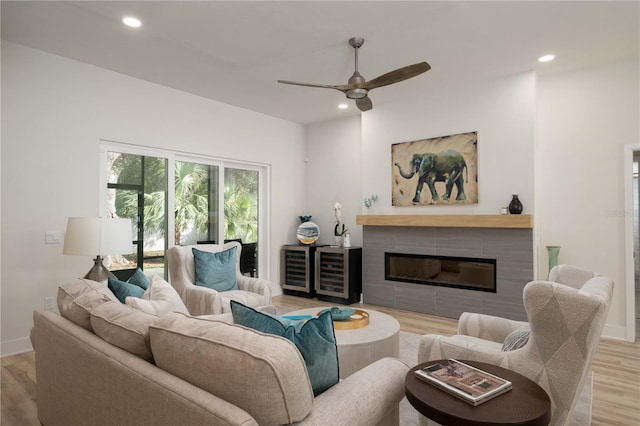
[{"left": 384, "top": 252, "right": 497, "bottom": 293}]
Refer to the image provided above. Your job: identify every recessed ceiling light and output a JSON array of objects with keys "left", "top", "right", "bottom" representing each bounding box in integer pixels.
[
  {"left": 122, "top": 16, "right": 142, "bottom": 28},
  {"left": 338, "top": 103, "right": 349, "bottom": 109},
  {"left": 538, "top": 54, "right": 555, "bottom": 63}
]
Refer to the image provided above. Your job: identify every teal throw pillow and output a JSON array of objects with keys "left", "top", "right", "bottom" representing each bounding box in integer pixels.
[
  {"left": 230, "top": 301, "right": 339, "bottom": 396},
  {"left": 128, "top": 268, "right": 151, "bottom": 290},
  {"left": 192, "top": 247, "right": 239, "bottom": 292},
  {"left": 108, "top": 277, "right": 145, "bottom": 303}
]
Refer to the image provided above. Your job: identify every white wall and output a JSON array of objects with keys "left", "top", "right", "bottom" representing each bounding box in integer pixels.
[
  {"left": 536, "top": 57, "right": 640, "bottom": 339},
  {"left": 306, "top": 115, "right": 362, "bottom": 246},
  {"left": 1, "top": 41, "right": 306, "bottom": 356},
  {"left": 306, "top": 60, "right": 639, "bottom": 339},
  {"left": 361, "top": 72, "right": 536, "bottom": 216}
]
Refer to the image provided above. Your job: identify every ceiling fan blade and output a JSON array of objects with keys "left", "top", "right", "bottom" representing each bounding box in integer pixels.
[
  {"left": 356, "top": 96, "right": 373, "bottom": 112},
  {"left": 362, "top": 62, "right": 431, "bottom": 90},
  {"left": 277, "top": 79, "right": 348, "bottom": 93}
]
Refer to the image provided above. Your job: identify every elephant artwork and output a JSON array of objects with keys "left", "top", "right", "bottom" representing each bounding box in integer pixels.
[{"left": 394, "top": 150, "right": 468, "bottom": 204}]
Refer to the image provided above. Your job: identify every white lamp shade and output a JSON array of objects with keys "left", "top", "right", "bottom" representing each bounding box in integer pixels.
[{"left": 63, "top": 217, "right": 133, "bottom": 256}]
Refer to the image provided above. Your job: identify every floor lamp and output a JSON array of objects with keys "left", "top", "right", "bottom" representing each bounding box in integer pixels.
[{"left": 63, "top": 217, "right": 133, "bottom": 282}]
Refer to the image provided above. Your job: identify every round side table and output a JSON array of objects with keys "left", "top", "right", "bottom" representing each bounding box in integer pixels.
[{"left": 405, "top": 360, "right": 550, "bottom": 426}]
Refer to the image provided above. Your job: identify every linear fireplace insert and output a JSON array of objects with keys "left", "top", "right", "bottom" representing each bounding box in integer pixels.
[{"left": 385, "top": 252, "right": 496, "bottom": 292}]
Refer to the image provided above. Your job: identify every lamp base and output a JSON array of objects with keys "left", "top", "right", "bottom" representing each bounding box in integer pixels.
[{"left": 83, "top": 256, "right": 117, "bottom": 282}]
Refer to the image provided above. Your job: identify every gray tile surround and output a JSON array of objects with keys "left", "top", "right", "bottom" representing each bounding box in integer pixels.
[{"left": 362, "top": 226, "right": 533, "bottom": 321}]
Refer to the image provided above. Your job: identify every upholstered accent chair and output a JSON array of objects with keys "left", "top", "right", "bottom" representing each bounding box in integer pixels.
[
  {"left": 167, "top": 242, "right": 272, "bottom": 315},
  {"left": 418, "top": 264, "right": 613, "bottom": 426}
]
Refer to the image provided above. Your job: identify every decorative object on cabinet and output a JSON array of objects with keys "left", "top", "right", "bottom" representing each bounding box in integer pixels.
[
  {"left": 281, "top": 245, "right": 318, "bottom": 297},
  {"left": 332, "top": 202, "right": 347, "bottom": 238},
  {"left": 299, "top": 215, "right": 312, "bottom": 223},
  {"left": 343, "top": 232, "right": 351, "bottom": 248},
  {"left": 392, "top": 131, "right": 478, "bottom": 206},
  {"left": 508, "top": 194, "right": 523, "bottom": 214},
  {"left": 297, "top": 221, "right": 319, "bottom": 245},
  {"left": 315, "top": 246, "right": 362, "bottom": 305}
]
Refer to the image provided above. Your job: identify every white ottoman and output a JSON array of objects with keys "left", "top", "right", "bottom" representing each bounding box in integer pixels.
[{"left": 286, "top": 307, "right": 400, "bottom": 378}]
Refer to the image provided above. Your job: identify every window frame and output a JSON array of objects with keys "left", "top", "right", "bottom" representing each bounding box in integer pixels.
[{"left": 99, "top": 140, "right": 270, "bottom": 280}]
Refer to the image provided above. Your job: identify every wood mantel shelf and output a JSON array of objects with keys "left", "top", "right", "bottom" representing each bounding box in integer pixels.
[{"left": 356, "top": 214, "right": 533, "bottom": 229}]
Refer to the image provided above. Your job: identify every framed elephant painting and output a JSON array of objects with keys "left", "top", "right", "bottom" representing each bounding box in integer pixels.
[{"left": 391, "top": 131, "right": 478, "bottom": 206}]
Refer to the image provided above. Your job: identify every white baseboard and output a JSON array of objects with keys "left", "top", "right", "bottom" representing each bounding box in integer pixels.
[
  {"left": 271, "top": 284, "right": 283, "bottom": 297},
  {"left": 602, "top": 323, "right": 631, "bottom": 342},
  {"left": 1, "top": 336, "right": 33, "bottom": 358}
]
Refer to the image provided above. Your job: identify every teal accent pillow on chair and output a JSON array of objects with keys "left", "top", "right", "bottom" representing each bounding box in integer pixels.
[
  {"left": 108, "top": 277, "right": 145, "bottom": 303},
  {"left": 230, "top": 301, "right": 339, "bottom": 396},
  {"left": 192, "top": 247, "right": 239, "bottom": 291}
]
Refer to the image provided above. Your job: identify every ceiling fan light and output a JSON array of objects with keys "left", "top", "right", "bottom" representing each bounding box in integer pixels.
[{"left": 346, "top": 88, "right": 368, "bottom": 99}]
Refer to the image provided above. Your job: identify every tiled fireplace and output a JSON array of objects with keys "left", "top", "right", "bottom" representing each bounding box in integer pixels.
[{"left": 358, "top": 215, "right": 534, "bottom": 321}]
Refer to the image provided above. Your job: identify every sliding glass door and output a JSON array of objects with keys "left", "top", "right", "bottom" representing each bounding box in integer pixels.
[
  {"left": 103, "top": 145, "right": 265, "bottom": 279},
  {"left": 106, "top": 152, "right": 168, "bottom": 280}
]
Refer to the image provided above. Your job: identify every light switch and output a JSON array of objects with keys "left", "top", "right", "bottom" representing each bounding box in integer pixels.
[{"left": 45, "top": 230, "right": 62, "bottom": 244}]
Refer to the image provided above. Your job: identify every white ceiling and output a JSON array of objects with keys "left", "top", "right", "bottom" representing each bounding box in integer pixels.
[{"left": 2, "top": 1, "right": 638, "bottom": 124}]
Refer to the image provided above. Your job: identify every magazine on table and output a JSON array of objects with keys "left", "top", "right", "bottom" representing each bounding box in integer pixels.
[{"left": 414, "top": 359, "right": 512, "bottom": 406}]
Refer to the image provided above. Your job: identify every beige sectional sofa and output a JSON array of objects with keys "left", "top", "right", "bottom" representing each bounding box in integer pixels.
[{"left": 31, "top": 278, "right": 409, "bottom": 425}]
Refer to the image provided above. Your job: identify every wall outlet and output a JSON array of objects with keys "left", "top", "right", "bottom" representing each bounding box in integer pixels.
[{"left": 45, "top": 296, "right": 55, "bottom": 310}]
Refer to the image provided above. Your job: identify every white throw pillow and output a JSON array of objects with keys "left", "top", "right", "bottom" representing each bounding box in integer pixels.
[
  {"left": 126, "top": 276, "right": 189, "bottom": 316},
  {"left": 125, "top": 297, "right": 175, "bottom": 316}
]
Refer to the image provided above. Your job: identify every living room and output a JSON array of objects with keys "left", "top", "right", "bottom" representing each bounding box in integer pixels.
[{"left": 1, "top": 1, "right": 639, "bottom": 425}]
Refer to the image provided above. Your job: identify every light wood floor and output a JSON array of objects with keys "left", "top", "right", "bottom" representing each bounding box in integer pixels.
[{"left": 2, "top": 295, "right": 639, "bottom": 425}]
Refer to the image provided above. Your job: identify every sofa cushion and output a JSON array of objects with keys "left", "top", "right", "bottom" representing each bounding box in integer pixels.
[
  {"left": 108, "top": 277, "right": 145, "bottom": 303},
  {"left": 149, "top": 312, "right": 313, "bottom": 425},
  {"left": 90, "top": 301, "right": 157, "bottom": 361},
  {"left": 57, "top": 278, "right": 119, "bottom": 331},
  {"left": 126, "top": 276, "right": 189, "bottom": 316},
  {"left": 192, "top": 247, "right": 239, "bottom": 291},
  {"left": 58, "top": 278, "right": 119, "bottom": 303},
  {"left": 230, "top": 300, "right": 339, "bottom": 396},
  {"left": 502, "top": 325, "right": 530, "bottom": 351}
]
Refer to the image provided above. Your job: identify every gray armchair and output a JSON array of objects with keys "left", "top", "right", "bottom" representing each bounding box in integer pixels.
[
  {"left": 418, "top": 265, "right": 613, "bottom": 426},
  {"left": 167, "top": 242, "right": 272, "bottom": 315}
]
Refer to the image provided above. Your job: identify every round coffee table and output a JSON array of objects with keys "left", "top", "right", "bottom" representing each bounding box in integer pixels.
[
  {"left": 405, "top": 360, "right": 550, "bottom": 426},
  {"left": 286, "top": 307, "right": 400, "bottom": 378}
]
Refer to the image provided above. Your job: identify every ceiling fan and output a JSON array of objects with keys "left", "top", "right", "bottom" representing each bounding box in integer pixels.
[{"left": 278, "top": 37, "right": 430, "bottom": 112}]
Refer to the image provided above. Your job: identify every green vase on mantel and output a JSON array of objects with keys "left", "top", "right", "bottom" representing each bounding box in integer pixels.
[{"left": 546, "top": 245, "right": 561, "bottom": 278}]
